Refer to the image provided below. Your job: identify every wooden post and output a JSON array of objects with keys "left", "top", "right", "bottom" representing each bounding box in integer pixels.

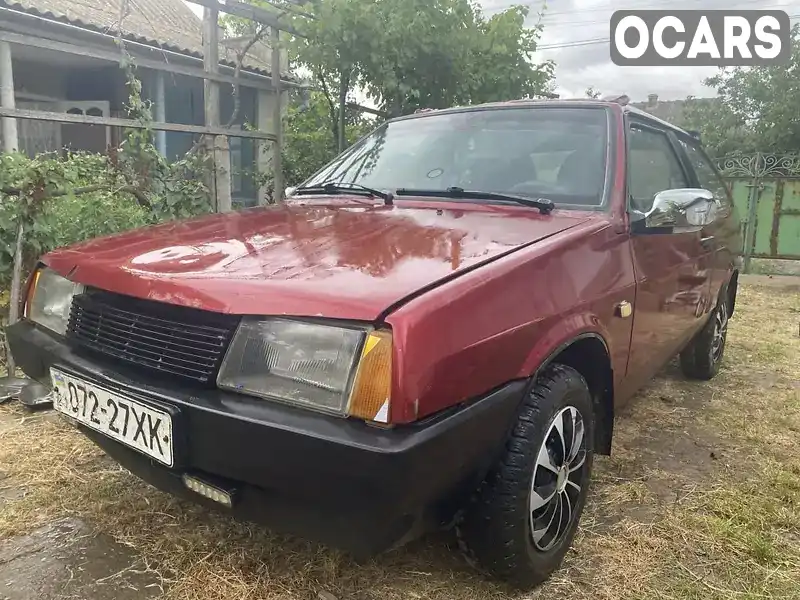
[
  {"left": 154, "top": 70, "right": 167, "bottom": 157},
  {"left": 5, "top": 222, "right": 24, "bottom": 374},
  {"left": 203, "top": 7, "right": 220, "bottom": 129},
  {"left": 0, "top": 41, "right": 18, "bottom": 152},
  {"left": 203, "top": 6, "right": 232, "bottom": 212},
  {"left": 2, "top": 41, "right": 19, "bottom": 373},
  {"left": 257, "top": 89, "right": 273, "bottom": 205},
  {"left": 271, "top": 27, "right": 284, "bottom": 203},
  {"left": 214, "top": 135, "right": 233, "bottom": 212}
]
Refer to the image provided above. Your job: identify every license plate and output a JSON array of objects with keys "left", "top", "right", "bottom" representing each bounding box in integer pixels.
[{"left": 50, "top": 368, "right": 174, "bottom": 467}]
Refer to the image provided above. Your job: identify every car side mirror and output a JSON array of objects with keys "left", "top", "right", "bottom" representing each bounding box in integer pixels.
[
  {"left": 285, "top": 186, "right": 297, "bottom": 198},
  {"left": 643, "top": 188, "right": 717, "bottom": 230}
]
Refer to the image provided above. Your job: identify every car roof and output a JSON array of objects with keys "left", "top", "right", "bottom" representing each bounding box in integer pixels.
[{"left": 389, "top": 98, "right": 694, "bottom": 140}]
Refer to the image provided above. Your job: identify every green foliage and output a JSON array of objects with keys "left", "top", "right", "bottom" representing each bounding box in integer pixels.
[
  {"left": 0, "top": 153, "right": 151, "bottom": 288},
  {"left": 38, "top": 154, "right": 152, "bottom": 250},
  {"left": 227, "top": 0, "right": 555, "bottom": 174},
  {"left": 585, "top": 86, "right": 601, "bottom": 99},
  {"left": 454, "top": 6, "right": 554, "bottom": 107},
  {"left": 290, "top": 0, "right": 553, "bottom": 145},
  {"left": 679, "top": 97, "right": 755, "bottom": 158},
  {"left": 283, "top": 91, "right": 375, "bottom": 185},
  {"left": 681, "top": 25, "right": 800, "bottom": 157},
  {"left": 117, "top": 69, "right": 214, "bottom": 220}
]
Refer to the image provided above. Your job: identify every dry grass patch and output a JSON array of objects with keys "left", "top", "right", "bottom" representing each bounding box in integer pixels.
[{"left": 0, "top": 281, "right": 798, "bottom": 599}]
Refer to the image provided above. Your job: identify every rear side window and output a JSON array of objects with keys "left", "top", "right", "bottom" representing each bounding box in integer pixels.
[
  {"left": 628, "top": 126, "right": 688, "bottom": 212},
  {"left": 679, "top": 140, "right": 732, "bottom": 209}
]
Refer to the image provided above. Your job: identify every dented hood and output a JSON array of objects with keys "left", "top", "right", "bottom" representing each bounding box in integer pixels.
[{"left": 43, "top": 200, "right": 588, "bottom": 321}]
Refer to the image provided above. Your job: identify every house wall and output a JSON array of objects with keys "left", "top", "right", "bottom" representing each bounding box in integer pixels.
[
  {"left": 66, "top": 66, "right": 127, "bottom": 109},
  {"left": 13, "top": 58, "right": 66, "bottom": 100},
  {"left": 11, "top": 51, "right": 278, "bottom": 208},
  {"left": 12, "top": 58, "right": 129, "bottom": 156},
  {"left": 12, "top": 59, "right": 65, "bottom": 155}
]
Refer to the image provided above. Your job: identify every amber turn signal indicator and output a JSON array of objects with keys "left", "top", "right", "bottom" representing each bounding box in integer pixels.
[
  {"left": 347, "top": 330, "right": 392, "bottom": 423},
  {"left": 615, "top": 301, "right": 633, "bottom": 319},
  {"left": 23, "top": 269, "right": 41, "bottom": 318}
]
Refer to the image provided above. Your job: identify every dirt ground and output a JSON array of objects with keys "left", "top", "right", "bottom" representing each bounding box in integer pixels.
[{"left": 0, "top": 278, "right": 797, "bottom": 600}]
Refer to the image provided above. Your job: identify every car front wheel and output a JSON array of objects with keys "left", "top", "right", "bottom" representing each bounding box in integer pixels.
[{"left": 456, "top": 364, "right": 595, "bottom": 589}]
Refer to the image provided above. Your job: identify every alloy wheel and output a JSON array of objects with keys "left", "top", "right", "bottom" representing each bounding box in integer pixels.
[
  {"left": 529, "top": 406, "right": 588, "bottom": 552},
  {"left": 711, "top": 302, "right": 729, "bottom": 363}
]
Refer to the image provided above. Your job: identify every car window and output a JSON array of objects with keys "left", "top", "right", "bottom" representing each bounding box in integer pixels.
[
  {"left": 679, "top": 140, "right": 732, "bottom": 209},
  {"left": 303, "top": 107, "right": 610, "bottom": 208},
  {"left": 628, "top": 126, "right": 689, "bottom": 213},
  {"left": 531, "top": 151, "right": 576, "bottom": 184}
]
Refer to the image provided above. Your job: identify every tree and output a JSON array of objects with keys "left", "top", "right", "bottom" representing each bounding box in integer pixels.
[
  {"left": 283, "top": 90, "right": 375, "bottom": 185},
  {"left": 585, "top": 86, "right": 601, "bottom": 99},
  {"left": 358, "top": 0, "right": 553, "bottom": 116},
  {"left": 292, "top": 0, "right": 554, "bottom": 144},
  {"left": 292, "top": 0, "right": 378, "bottom": 151},
  {"left": 460, "top": 6, "right": 554, "bottom": 106},
  {"left": 679, "top": 97, "right": 754, "bottom": 158},
  {"left": 683, "top": 25, "right": 800, "bottom": 156}
]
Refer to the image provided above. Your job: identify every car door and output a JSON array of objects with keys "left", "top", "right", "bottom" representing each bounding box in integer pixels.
[
  {"left": 676, "top": 136, "right": 741, "bottom": 304},
  {"left": 625, "top": 120, "right": 714, "bottom": 386}
]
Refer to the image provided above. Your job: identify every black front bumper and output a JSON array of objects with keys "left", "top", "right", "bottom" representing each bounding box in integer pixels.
[{"left": 7, "top": 320, "right": 525, "bottom": 557}]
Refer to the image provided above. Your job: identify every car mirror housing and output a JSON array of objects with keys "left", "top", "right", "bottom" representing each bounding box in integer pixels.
[{"left": 642, "top": 188, "right": 718, "bottom": 230}]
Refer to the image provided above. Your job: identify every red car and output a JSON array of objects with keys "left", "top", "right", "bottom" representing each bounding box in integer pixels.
[{"left": 7, "top": 98, "right": 741, "bottom": 588}]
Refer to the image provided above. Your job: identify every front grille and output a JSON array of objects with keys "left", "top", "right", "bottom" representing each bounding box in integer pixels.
[{"left": 67, "top": 289, "right": 240, "bottom": 385}]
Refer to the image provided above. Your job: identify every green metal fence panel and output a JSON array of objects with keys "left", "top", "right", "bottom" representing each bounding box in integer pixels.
[
  {"left": 717, "top": 154, "right": 800, "bottom": 272},
  {"left": 776, "top": 180, "right": 800, "bottom": 259},
  {"left": 753, "top": 180, "right": 777, "bottom": 258},
  {"left": 728, "top": 179, "right": 752, "bottom": 254}
]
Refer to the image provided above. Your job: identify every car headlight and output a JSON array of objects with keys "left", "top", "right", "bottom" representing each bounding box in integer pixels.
[
  {"left": 217, "top": 319, "right": 393, "bottom": 422},
  {"left": 25, "top": 267, "right": 84, "bottom": 336}
]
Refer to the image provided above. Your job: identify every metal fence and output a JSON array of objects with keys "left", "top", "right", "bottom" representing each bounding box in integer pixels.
[{"left": 717, "top": 154, "right": 800, "bottom": 274}]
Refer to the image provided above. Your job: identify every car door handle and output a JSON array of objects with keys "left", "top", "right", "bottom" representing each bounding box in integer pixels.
[{"left": 700, "top": 236, "right": 715, "bottom": 249}]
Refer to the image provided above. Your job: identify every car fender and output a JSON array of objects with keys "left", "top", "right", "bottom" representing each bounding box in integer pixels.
[
  {"left": 516, "top": 313, "right": 616, "bottom": 454},
  {"left": 518, "top": 311, "right": 613, "bottom": 379}
]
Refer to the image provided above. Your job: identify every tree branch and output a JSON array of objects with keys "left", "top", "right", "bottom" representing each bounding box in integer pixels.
[
  {"left": 225, "top": 23, "right": 271, "bottom": 129},
  {"left": 317, "top": 72, "right": 338, "bottom": 147},
  {"left": 1, "top": 184, "right": 151, "bottom": 209},
  {"left": 118, "top": 186, "right": 152, "bottom": 209},
  {"left": 337, "top": 68, "right": 350, "bottom": 152}
]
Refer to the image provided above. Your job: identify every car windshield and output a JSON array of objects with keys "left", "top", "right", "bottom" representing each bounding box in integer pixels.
[{"left": 301, "top": 106, "right": 610, "bottom": 208}]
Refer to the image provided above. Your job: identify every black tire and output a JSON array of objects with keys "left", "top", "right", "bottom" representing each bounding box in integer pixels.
[
  {"left": 680, "top": 297, "right": 729, "bottom": 381},
  {"left": 456, "top": 364, "right": 595, "bottom": 589}
]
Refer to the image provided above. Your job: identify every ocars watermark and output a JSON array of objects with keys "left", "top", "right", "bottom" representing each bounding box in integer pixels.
[{"left": 610, "top": 10, "right": 790, "bottom": 66}]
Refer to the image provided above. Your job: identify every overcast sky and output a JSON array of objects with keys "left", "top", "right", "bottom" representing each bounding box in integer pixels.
[{"left": 481, "top": 0, "right": 800, "bottom": 102}]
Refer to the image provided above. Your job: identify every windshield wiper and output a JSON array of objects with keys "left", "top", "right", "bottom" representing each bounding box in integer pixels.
[
  {"left": 395, "top": 187, "right": 554, "bottom": 214},
  {"left": 294, "top": 182, "right": 394, "bottom": 205}
]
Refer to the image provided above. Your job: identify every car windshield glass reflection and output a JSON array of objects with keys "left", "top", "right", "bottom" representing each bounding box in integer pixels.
[{"left": 302, "top": 107, "right": 610, "bottom": 208}]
